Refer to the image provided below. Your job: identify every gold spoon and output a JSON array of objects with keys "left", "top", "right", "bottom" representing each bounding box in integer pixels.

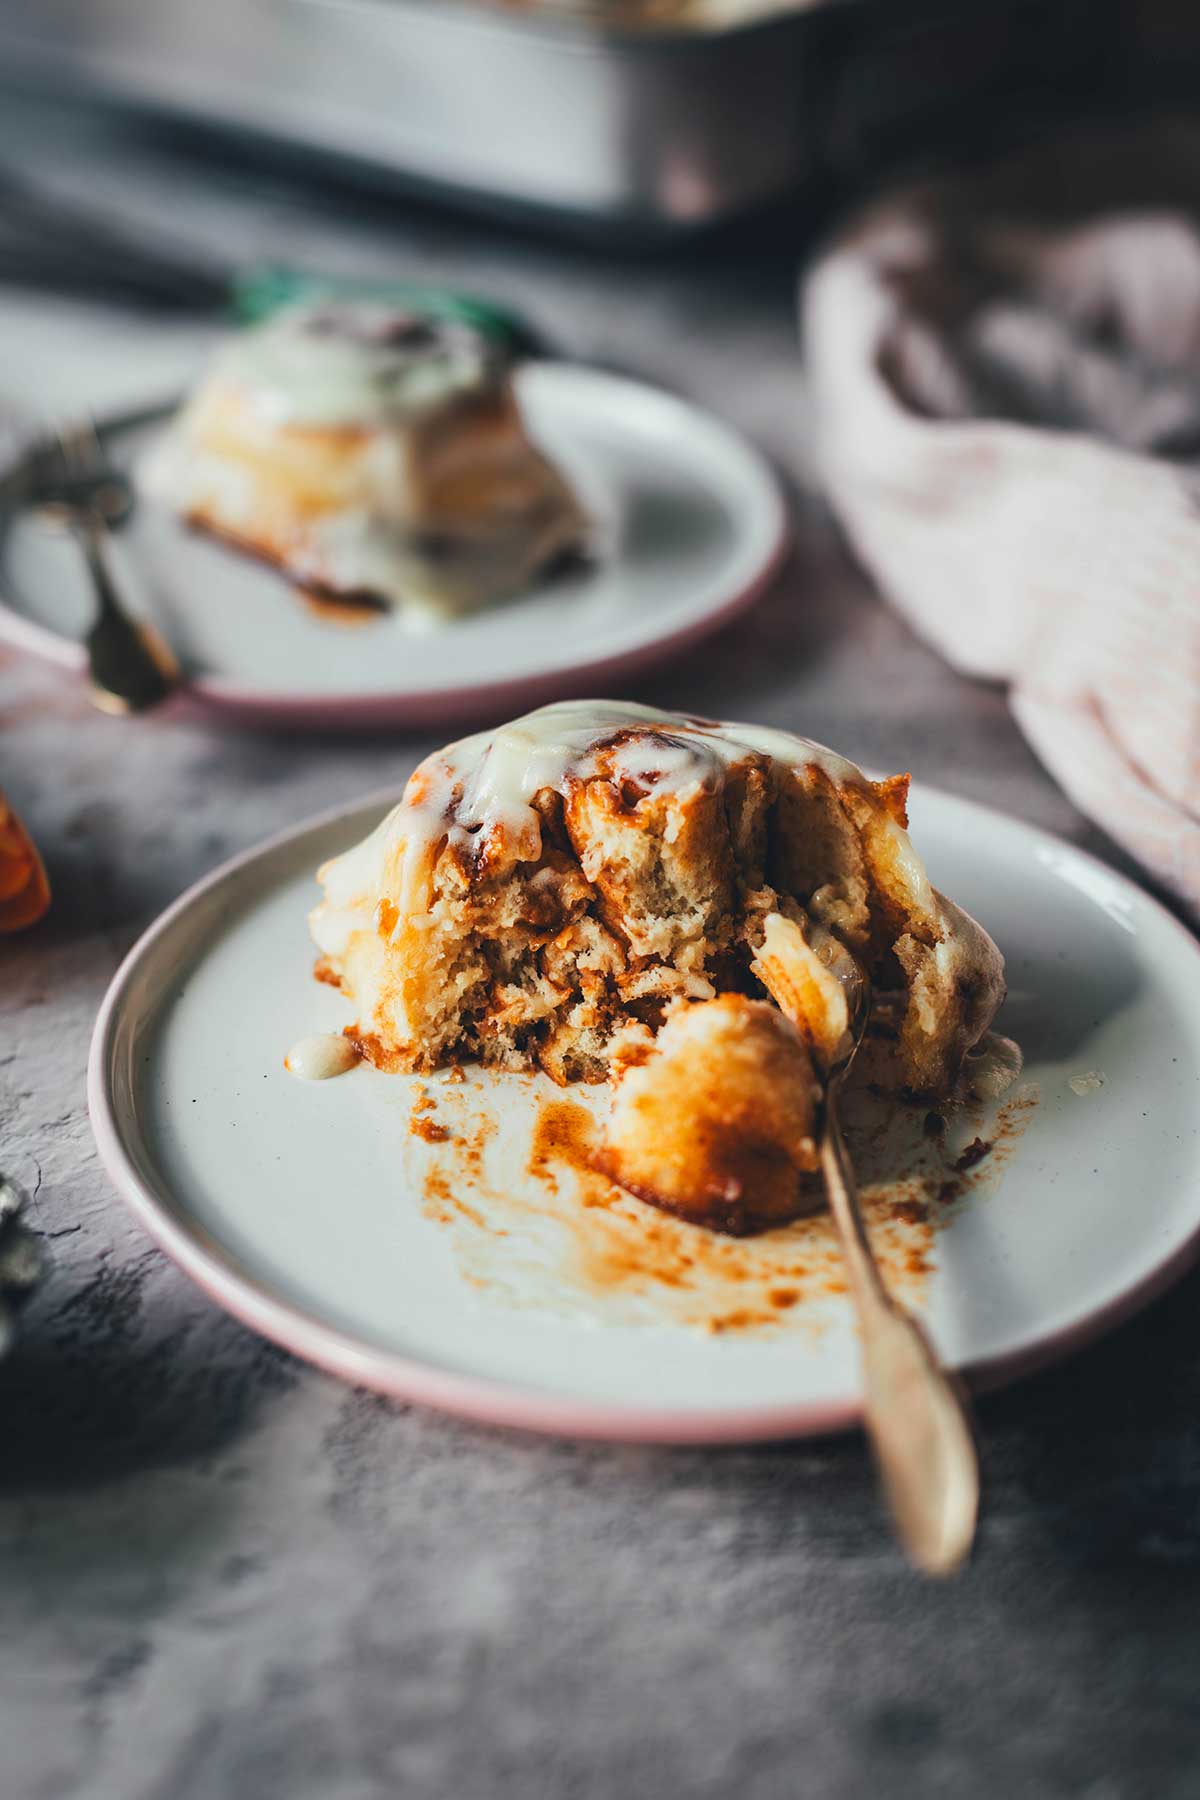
[{"left": 755, "top": 913, "right": 980, "bottom": 1577}]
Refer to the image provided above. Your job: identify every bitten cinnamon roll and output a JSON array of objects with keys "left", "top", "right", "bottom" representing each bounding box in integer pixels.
[{"left": 309, "top": 701, "right": 1005, "bottom": 1231}]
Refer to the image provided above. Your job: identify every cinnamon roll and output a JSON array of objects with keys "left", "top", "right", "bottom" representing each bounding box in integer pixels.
[{"left": 140, "top": 301, "right": 587, "bottom": 624}]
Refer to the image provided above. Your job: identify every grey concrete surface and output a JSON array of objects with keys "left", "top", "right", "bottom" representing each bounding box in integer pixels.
[{"left": 2, "top": 95, "right": 1199, "bottom": 1800}]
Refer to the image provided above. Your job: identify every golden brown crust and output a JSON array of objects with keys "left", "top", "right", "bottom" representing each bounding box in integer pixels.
[
  {"left": 604, "top": 997, "right": 822, "bottom": 1236},
  {"left": 185, "top": 513, "right": 392, "bottom": 613}
]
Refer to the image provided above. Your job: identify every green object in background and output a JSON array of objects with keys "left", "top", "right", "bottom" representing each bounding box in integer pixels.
[
  {"left": 229, "top": 265, "right": 547, "bottom": 356},
  {"left": 0, "top": 170, "right": 548, "bottom": 356}
]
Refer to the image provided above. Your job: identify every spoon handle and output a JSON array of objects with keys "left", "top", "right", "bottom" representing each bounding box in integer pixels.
[
  {"left": 77, "top": 515, "right": 177, "bottom": 714},
  {"left": 822, "top": 1087, "right": 980, "bottom": 1577}
]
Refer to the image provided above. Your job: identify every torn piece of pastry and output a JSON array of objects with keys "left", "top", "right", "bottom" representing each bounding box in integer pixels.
[
  {"left": 139, "top": 300, "right": 588, "bottom": 625},
  {"left": 751, "top": 908, "right": 866, "bottom": 1071},
  {"left": 0, "top": 791, "right": 50, "bottom": 933},
  {"left": 604, "top": 994, "right": 822, "bottom": 1235},
  {"left": 309, "top": 701, "right": 1006, "bottom": 1233}
]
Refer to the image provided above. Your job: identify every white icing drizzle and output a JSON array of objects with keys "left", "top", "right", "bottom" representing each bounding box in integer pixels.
[
  {"left": 441, "top": 701, "right": 864, "bottom": 852},
  {"left": 965, "top": 1033, "right": 1024, "bottom": 1100},
  {"left": 209, "top": 301, "right": 505, "bottom": 428},
  {"left": 284, "top": 1034, "right": 360, "bottom": 1081},
  {"left": 311, "top": 702, "right": 879, "bottom": 957}
]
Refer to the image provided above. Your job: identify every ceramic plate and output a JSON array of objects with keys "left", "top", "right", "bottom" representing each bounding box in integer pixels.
[
  {"left": 89, "top": 782, "right": 1200, "bottom": 1443},
  {"left": 0, "top": 364, "right": 787, "bottom": 729}
]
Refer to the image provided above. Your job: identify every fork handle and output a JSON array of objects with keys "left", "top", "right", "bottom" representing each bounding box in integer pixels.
[
  {"left": 78, "top": 514, "right": 124, "bottom": 620},
  {"left": 822, "top": 1086, "right": 980, "bottom": 1577},
  {"left": 75, "top": 515, "right": 175, "bottom": 714}
]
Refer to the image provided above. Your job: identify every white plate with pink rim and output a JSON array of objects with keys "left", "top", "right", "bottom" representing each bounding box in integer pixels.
[
  {"left": 88, "top": 774, "right": 1200, "bottom": 1443},
  {"left": 0, "top": 363, "right": 788, "bottom": 731}
]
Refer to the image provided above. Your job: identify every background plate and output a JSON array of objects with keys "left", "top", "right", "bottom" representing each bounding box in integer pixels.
[
  {"left": 0, "top": 363, "right": 787, "bottom": 730},
  {"left": 89, "top": 782, "right": 1200, "bottom": 1443}
]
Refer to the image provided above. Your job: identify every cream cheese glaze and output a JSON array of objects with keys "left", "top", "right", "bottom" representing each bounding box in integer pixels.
[
  {"left": 211, "top": 302, "right": 507, "bottom": 428},
  {"left": 311, "top": 700, "right": 932, "bottom": 957},
  {"left": 965, "top": 1033, "right": 1024, "bottom": 1099},
  {"left": 284, "top": 1034, "right": 360, "bottom": 1081}
]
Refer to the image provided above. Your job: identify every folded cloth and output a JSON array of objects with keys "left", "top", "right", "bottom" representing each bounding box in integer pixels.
[
  {"left": 803, "top": 124, "right": 1200, "bottom": 918},
  {"left": 0, "top": 790, "right": 50, "bottom": 932}
]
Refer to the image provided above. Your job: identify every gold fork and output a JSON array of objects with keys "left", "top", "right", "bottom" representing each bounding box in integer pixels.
[
  {"left": 756, "top": 912, "right": 980, "bottom": 1576},
  {"left": 36, "top": 418, "right": 179, "bottom": 714}
]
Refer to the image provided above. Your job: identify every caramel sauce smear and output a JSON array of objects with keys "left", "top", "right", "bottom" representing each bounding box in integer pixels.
[{"left": 403, "top": 1048, "right": 1038, "bottom": 1337}]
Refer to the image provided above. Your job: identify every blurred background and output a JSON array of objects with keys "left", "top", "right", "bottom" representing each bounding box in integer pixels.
[{"left": 3, "top": 0, "right": 1199, "bottom": 249}]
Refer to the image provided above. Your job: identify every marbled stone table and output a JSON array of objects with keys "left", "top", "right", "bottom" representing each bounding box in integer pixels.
[{"left": 2, "top": 96, "right": 1197, "bottom": 1800}]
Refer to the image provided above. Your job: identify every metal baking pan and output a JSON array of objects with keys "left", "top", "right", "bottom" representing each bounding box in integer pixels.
[{"left": 0, "top": 0, "right": 1103, "bottom": 238}]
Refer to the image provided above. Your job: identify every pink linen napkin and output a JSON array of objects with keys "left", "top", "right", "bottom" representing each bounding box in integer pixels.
[{"left": 803, "top": 128, "right": 1200, "bottom": 917}]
